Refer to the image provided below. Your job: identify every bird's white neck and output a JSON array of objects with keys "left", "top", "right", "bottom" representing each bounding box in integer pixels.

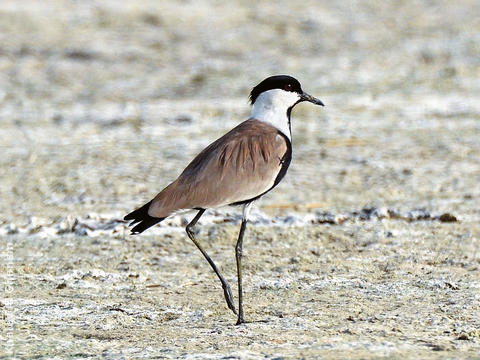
[{"left": 251, "top": 89, "right": 300, "bottom": 140}]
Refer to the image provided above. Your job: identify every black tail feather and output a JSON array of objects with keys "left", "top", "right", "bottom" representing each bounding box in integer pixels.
[
  {"left": 124, "top": 201, "right": 165, "bottom": 234},
  {"left": 124, "top": 201, "right": 151, "bottom": 222}
]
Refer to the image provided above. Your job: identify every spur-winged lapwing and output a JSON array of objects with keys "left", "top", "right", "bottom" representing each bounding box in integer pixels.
[{"left": 125, "top": 75, "right": 323, "bottom": 324}]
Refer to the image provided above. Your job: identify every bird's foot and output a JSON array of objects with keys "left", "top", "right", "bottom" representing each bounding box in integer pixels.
[
  {"left": 222, "top": 283, "right": 237, "bottom": 315},
  {"left": 235, "top": 314, "right": 245, "bottom": 325}
]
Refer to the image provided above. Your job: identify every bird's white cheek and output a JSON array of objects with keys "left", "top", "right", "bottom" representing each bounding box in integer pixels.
[
  {"left": 250, "top": 89, "right": 299, "bottom": 139},
  {"left": 275, "top": 91, "right": 301, "bottom": 108}
]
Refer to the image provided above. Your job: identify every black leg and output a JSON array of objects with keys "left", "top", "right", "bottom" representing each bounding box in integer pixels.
[
  {"left": 186, "top": 209, "right": 237, "bottom": 315},
  {"left": 235, "top": 218, "right": 248, "bottom": 325}
]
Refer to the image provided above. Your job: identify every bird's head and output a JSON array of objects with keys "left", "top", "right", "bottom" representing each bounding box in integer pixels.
[
  {"left": 249, "top": 75, "right": 324, "bottom": 109},
  {"left": 249, "top": 75, "right": 324, "bottom": 138}
]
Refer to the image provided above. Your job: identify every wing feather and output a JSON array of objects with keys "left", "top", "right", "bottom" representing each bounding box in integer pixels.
[{"left": 148, "top": 119, "right": 289, "bottom": 218}]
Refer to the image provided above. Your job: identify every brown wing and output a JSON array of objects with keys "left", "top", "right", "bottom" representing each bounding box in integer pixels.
[{"left": 148, "top": 119, "right": 290, "bottom": 218}]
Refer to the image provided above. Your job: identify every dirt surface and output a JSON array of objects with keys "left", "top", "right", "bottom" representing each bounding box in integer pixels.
[{"left": 1, "top": 0, "right": 480, "bottom": 358}]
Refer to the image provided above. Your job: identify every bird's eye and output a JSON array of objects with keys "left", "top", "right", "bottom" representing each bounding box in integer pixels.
[{"left": 284, "top": 84, "right": 292, "bottom": 91}]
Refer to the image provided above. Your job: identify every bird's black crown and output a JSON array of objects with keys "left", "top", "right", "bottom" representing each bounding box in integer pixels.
[{"left": 249, "top": 75, "right": 303, "bottom": 105}]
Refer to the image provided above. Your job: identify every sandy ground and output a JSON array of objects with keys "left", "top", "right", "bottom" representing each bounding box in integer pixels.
[{"left": 1, "top": 0, "right": 480, "bottom": 358}]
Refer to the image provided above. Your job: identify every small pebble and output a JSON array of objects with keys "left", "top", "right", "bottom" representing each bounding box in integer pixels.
[{"left": 438, "top": 213, "right": 457, "bottom": 222}]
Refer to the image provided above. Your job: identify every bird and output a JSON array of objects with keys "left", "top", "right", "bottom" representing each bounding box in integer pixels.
[{"left": 124, "top": 75, "right": 324, "bottom": 325}]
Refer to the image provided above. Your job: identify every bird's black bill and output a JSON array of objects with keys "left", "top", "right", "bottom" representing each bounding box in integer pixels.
[{"left": 300, "top": 92, "right": 324, "bottom": 106}]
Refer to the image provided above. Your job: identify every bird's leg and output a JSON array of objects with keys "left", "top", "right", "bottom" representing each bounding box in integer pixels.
[
  {"left": 186, "top": 209, "right": 237, "bottom": 315},
  {"left": 235, "top": 202, "right": 252, "bottom": 325},
  {"left": 235, "top": 219, "right": 247, "bottom": 325}
]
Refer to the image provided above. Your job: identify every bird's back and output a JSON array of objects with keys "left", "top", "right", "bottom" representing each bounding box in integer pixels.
[{"left": 148, "top": 119, "right": 291, "bottom": 218}]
